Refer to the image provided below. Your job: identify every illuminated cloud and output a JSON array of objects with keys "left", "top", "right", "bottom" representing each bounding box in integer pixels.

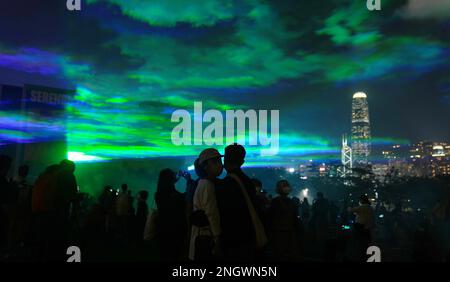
[
  {"left": 86, "top": 0, "right": 240, "bottom": 27},
  {"left": 400, "top": 0, "right": 450, "bottom": 20},
  {"left": 0, "top": 48, "right": 61, "bottom": 75},
  {"left": 0, "top": 0, "right": 449, "bottom": 165}
]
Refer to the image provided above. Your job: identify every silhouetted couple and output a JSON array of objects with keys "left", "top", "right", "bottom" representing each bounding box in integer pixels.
[{"left": 189, "top": 143, "right": 267, "bottom": 262}]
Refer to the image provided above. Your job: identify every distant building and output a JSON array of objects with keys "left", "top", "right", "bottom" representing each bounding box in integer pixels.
[
  {"left": 432, "top": 145, "right": 446, "bottom": 157},
  {"left": 382, "top": 144, "right": 407, "bottom": 163},
  {"left": 339, "top": 134, "right": 352, "bottom": 177},
  {"left": 410, "top": 141, "right": 434, "bottom": 158},
  {"left": 409, "top": 141, "right": 449, "bottom": 177},
  {"left": 298, "top": 161, "right": 315, "bottom": 179},
  {"left": 374, "top": 141, "right": 450, "bottom": 178},
  {"left": 372, "top": 163, "right": 389, "bottom": 183},
  {"left": 318, "top": 163, "right": 327, "bottom": 177},
  {"left": 430, "top": 158, "right": 449, "bottom": 177},
  {"left": 445, "top": 144, "right": 450, "bottom": 156},
  {"left": 351, "top": 92, "right": 371, "bottom": 167}
]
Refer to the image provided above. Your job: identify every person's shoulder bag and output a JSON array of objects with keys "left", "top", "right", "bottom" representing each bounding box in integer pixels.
[{"left": 228, "top": 173, "right": 268, "bottom": 249}]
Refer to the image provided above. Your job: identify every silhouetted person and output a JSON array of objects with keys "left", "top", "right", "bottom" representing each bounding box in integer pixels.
[
  {"left": 252, "top": 178, "right": 269, "bottom": 228},
  {"left": 261, "top": 191, "right": 270, "bottom": 209},
  {"left": 292, "top": 197, "right": 301, "bottom": 216},
  {"left": 349, "top": 195, "right": 375, "bottom": 262},
  {"left": 301, "top": 198, "right": 310, "bottom": 224},
  {"left": 0, "top": 155, "right": 13, "bottom": 251},
  {"left": 154, "top": 168, "right": 187, "bottom": 262},
  {"left": 98, "top": 185, "right": 115, "bottom": 234},
  {"left": 216, "top": 144, "right": 267, "bottom": 262},
  {"left": 29, "top": 163, "right": 59, "bottom": 261},
  {"left": 127, "top": 190, "right": 135, "bottom": 216},
  {"left": 9, "top": 165, "right": 33, "bottom": 249},
  {"left": 412, "top": 219, "right": 436, "bottom": 262},
  {"left": 116, "top": 184, "right": 130, "bottom": 216},
  {"left": 340, "top": 199, "right": 350, "bottom": 227},
  {"left": 189, "top": 149, "right": 222, "bottom": 262},
  {"left": 45, "top": 159, "right": 78, "bottom": 261},
  {"left": 116, "top": 184, "right": 132, "bottom": 242},
  {"left": 311, "top": 192, "right": 330, "bottom": 244},
  {"left": 81, "top": 202, "right": 107, "bottom": 259},
  {"left": 329, "top": 201, "right": 339, "bottom": 229},
  {"left": 55, "top": 160, "right": 77, "bottom": 217},
  {"left": 391, "top": 200, "right": 403, "bottom": 223},
  {"left": 268, "top": 180, "right": 299, "bottom": 261},
  {"left": 135, "top": 190, "right": 149, "bottom": 243},
  {"left": 14, "top": 165, "right": 31, "bottom": 189}
]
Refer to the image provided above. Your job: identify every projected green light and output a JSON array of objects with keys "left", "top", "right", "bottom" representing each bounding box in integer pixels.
[
  {"left": 3, "top": 0, "right": 445, "bottom": 167},
  {"left": 68, "top": 151, "right": 109, "bottom": 162}
]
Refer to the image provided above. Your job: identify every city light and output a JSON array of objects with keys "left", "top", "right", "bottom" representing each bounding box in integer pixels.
[
  {"left": 287, "top": 167, "right": 295, "bottom": 173},
  {"left": 302, "top": 188, "right": 309, "bottom": 198},
  {"left": 353, "top": 92, "right": 367, "bottom": 98},
  {"left": 432, "top": 145, "right": 445, "bottom": 157},
  {"left": 187, "top": 165, "right": 195, "bottom": 171},
  {"left": 68, "top": 152, "right": 106, "bottom": 162}
]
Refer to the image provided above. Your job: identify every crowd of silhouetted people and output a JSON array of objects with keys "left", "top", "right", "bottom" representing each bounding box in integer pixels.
[{"left": 1, "top": 144, "right": 450, "bottom": 262}]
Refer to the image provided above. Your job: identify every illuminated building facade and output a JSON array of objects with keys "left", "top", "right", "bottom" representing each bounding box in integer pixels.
[
  {"left": 409, "top": 141, "right": 450, "bottom": 177},
  {"left": 351, "top": 92, "right": 371, "bottom": 167},
  {"left": 339, "top": 134, "right": 352, "bottom": 177}
]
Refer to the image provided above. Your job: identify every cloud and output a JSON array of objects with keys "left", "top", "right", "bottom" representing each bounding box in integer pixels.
[
  {"left": 2, "top": 0, "right": 450, "bottom": 161},
  {"left": 400, "top": 0, "right": 450, "bottom": 20},
  {"left": 86, "top": 0, "right": 240, "bottom": 27},
  {"left": 0, "top": 48, "right": 62, "bottom": 75},
  {"left": 0, "top": 0, "right": 143, "bottom": 74}
]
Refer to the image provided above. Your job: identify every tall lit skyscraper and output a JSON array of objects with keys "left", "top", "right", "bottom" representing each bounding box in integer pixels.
[
  {"left": 340, "top": 134, "right": 352, "bottom": 177},
  {"left": 351, "top": 92, "right": 371, "bottom": 167}
]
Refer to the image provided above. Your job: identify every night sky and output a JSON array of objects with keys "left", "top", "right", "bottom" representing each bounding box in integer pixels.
[{"left": 1, "top": 0, "right": 449, "bottom": 166}]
